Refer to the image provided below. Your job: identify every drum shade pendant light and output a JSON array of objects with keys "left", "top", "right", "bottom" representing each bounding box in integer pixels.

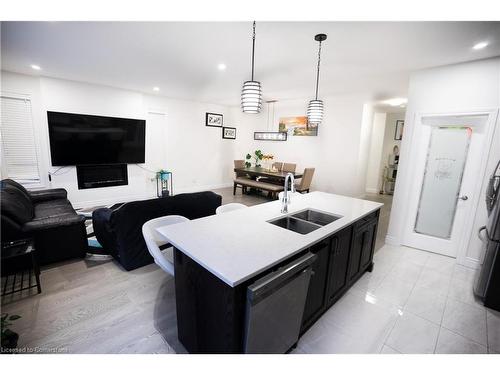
[
  {"left": 241, "top": 21, "right": 262, "bottom": 113},
  {"left": 307, "top": 34, "right": 327, "bottom": 125}
]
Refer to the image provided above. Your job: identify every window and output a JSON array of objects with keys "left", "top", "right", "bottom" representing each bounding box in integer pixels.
[{"left": 0, "top": 95, "right": 41, "bottom": 185}]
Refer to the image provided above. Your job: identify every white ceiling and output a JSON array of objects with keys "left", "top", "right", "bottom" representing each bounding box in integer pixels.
[{"left": 1, "top": 21, "right": 499, "bottom": 106}]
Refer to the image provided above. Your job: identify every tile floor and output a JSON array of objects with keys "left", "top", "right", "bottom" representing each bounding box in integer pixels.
[
  {"left": 295, "top": 244, "right": 500, "bottom": 354},
  {"left": 2, "top": 189, "right": 499, "bottom": 354}
]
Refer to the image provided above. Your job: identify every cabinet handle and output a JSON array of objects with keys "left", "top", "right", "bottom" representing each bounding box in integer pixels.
[{"left": 332, "top": 237, "right": 339, "bottom": 256}]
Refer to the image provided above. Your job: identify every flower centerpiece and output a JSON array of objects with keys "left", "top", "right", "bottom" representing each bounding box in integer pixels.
[{"left": 262, "top": 154, "right": 274, "bottom": 171}]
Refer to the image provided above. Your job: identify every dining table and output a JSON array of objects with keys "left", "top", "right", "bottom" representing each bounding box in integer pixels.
[{"left": 233, "top": 166, "right": 303, "bottom": 181}]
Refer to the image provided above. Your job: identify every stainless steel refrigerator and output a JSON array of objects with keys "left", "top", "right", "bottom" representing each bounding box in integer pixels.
[{"left": 474, "top": 160, "right": 500, "bottom": 311}]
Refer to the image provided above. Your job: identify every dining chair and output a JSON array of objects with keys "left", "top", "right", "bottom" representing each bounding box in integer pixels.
[
  {"left": 216, "top": 203, "right": 248, "bottom": 214},
  {"left": 234, "top": 159, "right": 251, "bottom": 195},
  {"left": 272, "top": 162, "right": 283, "bottom": 171},
  {"left": 234, "top": 160, "right": 246, "bottom": 177},
  {"left": 282, "top": 163, "right": 297, "bottom": 173},
  {"left": 142, "top": 215, "right": 189, "bottom": 276},
  {"left": 295, "top": 168, "right": 315, "bottom": 193}
]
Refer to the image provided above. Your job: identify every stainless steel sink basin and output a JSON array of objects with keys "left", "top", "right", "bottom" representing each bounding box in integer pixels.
[
  {"left": 291, "top": 209, "right": 342, "bottom": 226},
  {"left": 268, "top": 216, "right": 322, "bottom": 235}
]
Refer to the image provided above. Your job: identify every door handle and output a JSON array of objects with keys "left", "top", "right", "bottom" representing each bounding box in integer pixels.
[
  {"left": 478, "top": 226, "right": 487, "bottom": 241},
  {"left": 458, "top": 195, "right": 468, "bottom": 201}
]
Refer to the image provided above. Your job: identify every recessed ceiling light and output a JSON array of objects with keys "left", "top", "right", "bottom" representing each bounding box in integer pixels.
[
  {"left": 217, "top": 63, "right": 227, "bottom": 71},
  {"left": 31, "top": 64, "right": 41, "bottom": 70},
  {"left": 473, "top": 41, "right": 489, "bottom": 50},
  {"left": 153, "top": 87, "right": 160, "bottom": 92},
  {"left": 381, "top": 97, "right": 408, "bottom": 107}
]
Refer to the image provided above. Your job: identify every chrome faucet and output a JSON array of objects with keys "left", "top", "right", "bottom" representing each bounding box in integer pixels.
[{"left": 281, "top": 173, "right": 296, "bottom": 213}]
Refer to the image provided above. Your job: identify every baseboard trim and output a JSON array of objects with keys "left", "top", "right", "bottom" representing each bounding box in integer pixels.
[
  {"left": 457, "top": 256, "right": 480, "bottom": 270},
  {"left": 385, "top": 235, "right": 400, "bottom": 246},
  {"left": 176, "top": 182, "right": 233, "bottom": 194},
  {"left": 365, "top": 188, "right": 380, "bottom": 194}
]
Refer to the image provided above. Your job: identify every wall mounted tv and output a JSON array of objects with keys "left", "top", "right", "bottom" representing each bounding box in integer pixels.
[{"left": 47, "top": 111, "right": 146, "bottom": 166}]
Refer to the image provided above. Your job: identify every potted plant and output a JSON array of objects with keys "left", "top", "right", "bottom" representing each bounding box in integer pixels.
[
  {"left": 1, "top": 313, "right": 21, "bottom": 350},
  {"left": 245, "top": 150, "right": 264, "bottom": 167}
]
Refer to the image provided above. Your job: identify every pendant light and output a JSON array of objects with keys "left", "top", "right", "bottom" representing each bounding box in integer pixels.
[
  {"left": 241, "top": 21, "right": 262, "bottom": 113},
  {"left": 253, "top": 100, "right": 287, "bottom": 141},
  {"left": 307, "top": 34, "right": 327, "bottom": 125}
]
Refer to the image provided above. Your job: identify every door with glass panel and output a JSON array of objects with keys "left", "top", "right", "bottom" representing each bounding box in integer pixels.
[{"left": 402, "top": 116, "right": 486, "bottom": 257}]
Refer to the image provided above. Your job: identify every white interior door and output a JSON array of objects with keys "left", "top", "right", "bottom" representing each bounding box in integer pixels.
[{"left": 402, "top": 114, "right": 489, "bottom": 257}]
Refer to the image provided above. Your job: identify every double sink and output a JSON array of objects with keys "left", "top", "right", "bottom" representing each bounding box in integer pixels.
[{"left": 268, "top": 209, "right": 343, "bottom": 235}]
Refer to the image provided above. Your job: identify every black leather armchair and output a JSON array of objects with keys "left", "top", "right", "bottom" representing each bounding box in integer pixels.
[
  {"left": 29, "top": 188, "right": 68, "bottom": 203},
  {"left": 1, "top": 179, "right": 87, "bottom": 265},
  {"left": 92, "top": 191, "right": 222, "bottom": 271}
]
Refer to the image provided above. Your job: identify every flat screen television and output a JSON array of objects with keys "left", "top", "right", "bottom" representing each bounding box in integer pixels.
[{"left": 47, "top": 111, "right": 146, "bottom": 166}]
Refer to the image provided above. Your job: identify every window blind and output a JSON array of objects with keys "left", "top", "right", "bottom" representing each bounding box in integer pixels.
[{"left": 0, "top": 96, "right": 41, "bottom": 184}]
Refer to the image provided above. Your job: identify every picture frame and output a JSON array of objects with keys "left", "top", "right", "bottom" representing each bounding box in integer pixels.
[
  {"left": 254, "top": 131, "right": 287, "bottom": 141},
  {"left": 222, "top": 127, "right": 236, "bottom": 139},
  {"left": 206, "top": 112, "right": 223, "bottom": 127},
  {"left": 278, "top": 116, "right": 318, "bottom": 136},
  {"left": 394, "top": 120, "right": 404, "bottom": 140}
]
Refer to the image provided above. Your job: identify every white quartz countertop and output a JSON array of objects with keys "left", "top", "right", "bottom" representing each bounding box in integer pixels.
[{"left": 156, "top": 191, "right": 383, "bottom": 287}]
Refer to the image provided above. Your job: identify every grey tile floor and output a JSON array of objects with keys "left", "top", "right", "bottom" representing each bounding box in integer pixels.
[
  {"left": 294, "top": 244, "right": 499, "bottom": 354},
  {"left": 2, "top": 188, "right": 497, "bottom": 354}
]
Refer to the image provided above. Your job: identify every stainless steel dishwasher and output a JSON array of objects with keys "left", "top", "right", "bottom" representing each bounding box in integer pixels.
[{"left": 243, "top": 252, "right": 316, "bottom": 353}]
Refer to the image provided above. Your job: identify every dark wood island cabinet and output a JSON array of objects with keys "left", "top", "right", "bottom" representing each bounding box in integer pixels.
[{"left": 173, "top": 208, "right": 380, "bottom": 353}]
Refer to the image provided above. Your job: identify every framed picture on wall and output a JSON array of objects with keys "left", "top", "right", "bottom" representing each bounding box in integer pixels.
[
  {"left": 278, "top": 116, "right": 318, "bottom": 136},
  {"left": 222, "top": 127, "right": 236, "bottom": 139},
  {"left": 394, "top": 120, "right": 404, "bottom": 140},
  {"left": 206, "top": 112, "right": 223, "bottom": 127}
]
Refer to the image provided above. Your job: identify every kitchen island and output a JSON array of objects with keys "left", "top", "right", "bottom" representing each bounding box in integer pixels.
[{"left": 157, "top": 192, "right": 383, "bottom": 353}]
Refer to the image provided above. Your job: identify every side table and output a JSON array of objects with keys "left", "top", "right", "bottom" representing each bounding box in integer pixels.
[{"left": 1, "top": 239, "right": 42, "bottom": 297}]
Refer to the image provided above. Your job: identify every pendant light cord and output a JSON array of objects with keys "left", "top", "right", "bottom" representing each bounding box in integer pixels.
[
  {"left": 267, "top": 101, "right": 270, "bottom": 130},
  {"left": 315, "top": 40, "right": 322, "bottom": 100},
  {"left": 251, "top": 21, "right": 256, "bottom": 81}
]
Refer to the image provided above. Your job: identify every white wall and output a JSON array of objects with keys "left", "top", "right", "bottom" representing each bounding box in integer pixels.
[
  {"left": 230, "top": 94, "right": 374, "bottom": 198},
  {"left": 356, "top": 103, "right": 375, "bottom": 196},
  {"left": 1, "top": 71, "right": 234, "bottom": 206},
  {"left": 365, "top": 112, "right": 387, "bottom": 193},
  {"left": 1, "top": 71, "right": 388, "bottom": 208},
  {"left": 387, "top": 57, "right": 500, "bottom": 267}
]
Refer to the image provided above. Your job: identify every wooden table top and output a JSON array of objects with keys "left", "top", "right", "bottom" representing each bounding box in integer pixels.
[{"left": 234, "top": 166, "right": 303, "bottom": 179}]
